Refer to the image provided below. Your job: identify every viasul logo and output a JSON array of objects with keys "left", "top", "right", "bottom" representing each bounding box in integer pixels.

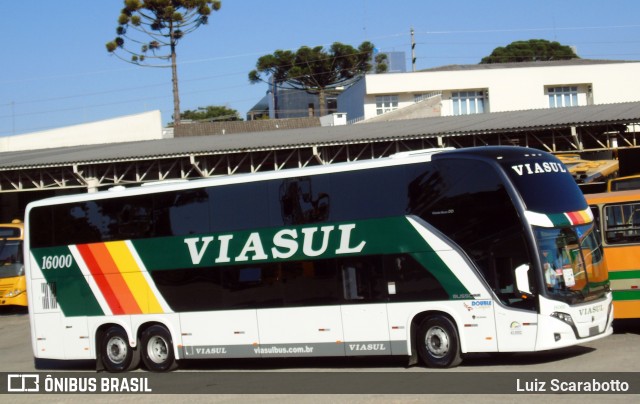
[
  {"left": 511, "top": 161, "right": 567, "bottom": 176},
  {"left": 184, "top": 223, "right": 366, "bottom": 265}
]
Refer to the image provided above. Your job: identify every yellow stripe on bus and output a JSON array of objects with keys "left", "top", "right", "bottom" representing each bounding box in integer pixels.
[{"left": 105, "top": 241, "right": 164, "bottom": 314}]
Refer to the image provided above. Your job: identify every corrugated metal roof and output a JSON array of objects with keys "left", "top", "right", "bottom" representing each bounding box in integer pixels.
[{"left": 2, "top": 102, "right": 640, "bottom": 170}]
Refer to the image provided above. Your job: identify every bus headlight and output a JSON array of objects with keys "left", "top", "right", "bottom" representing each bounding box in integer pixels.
[
  {"left": 551, "top": 311, "right": 575, "bottom": 326},
  {"left": 4, "top": 289, "right": 24, "bottom": 298}
]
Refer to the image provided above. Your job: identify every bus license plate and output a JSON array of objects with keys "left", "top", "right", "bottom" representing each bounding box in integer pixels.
[{"left": 589, "top": 326, "right": 599, "bottom": 336}]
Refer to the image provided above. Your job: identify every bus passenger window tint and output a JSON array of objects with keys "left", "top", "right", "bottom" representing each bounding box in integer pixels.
[
  {"left": 153, "top": 190, "right": 210, "bottom": 237},
  {"left": 278, "top": 177, "right": 331, "bottom": 225},
  {"left": 211, "top": 183, "right": 270, "bottom": 232},
  {"left": 339, "top": 257, "right": 385, "bottom": 302},
  {"left": 281, "top": 260, "right": 340, "bottom": 306},
  {"left": 329, "top": 167, "right": 408, "bottom": 222},
  {"left": 384, "top": 255, "right": 448, "bottom": 302}
]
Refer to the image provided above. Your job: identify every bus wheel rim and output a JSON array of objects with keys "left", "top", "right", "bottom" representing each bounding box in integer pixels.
[
  {"left": 425, "top": 326, "right": 450, "bottom": 358},
  {"left": 147, "top": 336, "right": 169, "bottom": 364},
  {"left": 106, "top": 336, "right": 128, "bottom": 364}
]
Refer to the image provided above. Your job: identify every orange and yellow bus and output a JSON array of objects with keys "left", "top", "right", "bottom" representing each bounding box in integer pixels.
[
  {"left": 607, "top": 174, "right": 640, "bottom": 192},
  {"left": 586, "top": 190, "right": 640, "bottom": 318},
  {"left": 0, "top": 220, "right": 26, "bottom": 307}
]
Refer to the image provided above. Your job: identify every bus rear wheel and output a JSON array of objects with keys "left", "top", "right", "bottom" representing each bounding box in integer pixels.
[
  {"left": 141, "top": 325, "right": 177, "bottom": 372},
  {"left": 417, "top": 315, "right": 462, "bottom": 368},
  {"left": 101, "top": 326, "right": 134, "bottom": 372}
]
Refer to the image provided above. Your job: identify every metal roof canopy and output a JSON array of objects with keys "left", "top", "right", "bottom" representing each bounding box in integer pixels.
[{"left": 1, "top": 102, "right": 640, "bottom": 192}]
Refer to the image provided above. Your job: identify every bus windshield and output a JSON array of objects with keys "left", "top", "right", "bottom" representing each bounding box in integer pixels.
[
  {"left": 534, "top": 223, "right": 608, "bottom": 304},
  {"left": 0, "top": 240, "right": 24, "bottom": 279},
  {"left": 500, "top": 156, "right": 587, "bottom": 213}
]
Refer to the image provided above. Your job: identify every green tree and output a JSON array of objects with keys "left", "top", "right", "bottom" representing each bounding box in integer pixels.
[
  {"left": 249, "top": 42, "right": 388, "bottom": 117},
  {"left": 173, "top": 105, "right": 242, "bottom": 124},
  {"left": 106, "top": 0, "right": 222, "bottom": 125},
  {"left": 480, "top": 39, "right": 579, "bottom": 64}
]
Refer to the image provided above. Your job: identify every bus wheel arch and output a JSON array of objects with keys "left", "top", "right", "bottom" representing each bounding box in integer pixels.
[
  {"left": 97, "top": 324, "right": 140, "bottom": 372},
  {"left": 411, "top": 311, "right": 462, "bottom": 368},
  {"left": 139, "top": 323, "right": 177, "bottom": 372}
]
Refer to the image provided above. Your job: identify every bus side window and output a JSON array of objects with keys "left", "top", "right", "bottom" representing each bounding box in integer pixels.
[
  {"left": 340, "top": 257, "right": 385, "bottom": 302},
  {"left": 383, "top": 255, "right": 448, "bottom": 302},
  {"left": 342, "top": 265, "right": 363, "bottom": 300}
]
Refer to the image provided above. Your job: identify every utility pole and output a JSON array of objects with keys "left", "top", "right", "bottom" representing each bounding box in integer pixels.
[
  {"left": 411, "top": 28, "right": 416, "bottom": 72},
  {"left": 11, "top": 101, "right": 15, "bottom": 135}
]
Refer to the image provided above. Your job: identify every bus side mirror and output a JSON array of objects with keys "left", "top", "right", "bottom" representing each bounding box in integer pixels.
[{"left": 514, "top": 263, "right": 533, "bottom": 295}]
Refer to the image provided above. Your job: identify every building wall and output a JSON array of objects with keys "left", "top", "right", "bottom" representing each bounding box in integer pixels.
[
  {"left": 338, "top": 79, "right": 366, "bottom": 123},
  {"left": 340, "top": 61, "right": 640, "bottom": 121},
  {"left": 0, "top": 110, "right": 165, "bottom": 152}
]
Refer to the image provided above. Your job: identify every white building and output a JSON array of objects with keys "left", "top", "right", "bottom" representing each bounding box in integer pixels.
[
  {"left": 339, "top": 60, "right": 640, "bottom": 123},
  {"left": 0, "top": 110, "right": 167, "bottom": 153}
]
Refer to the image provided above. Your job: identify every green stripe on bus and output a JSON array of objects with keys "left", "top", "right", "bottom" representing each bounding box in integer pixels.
[
  {"left": 546, "top": 213, "right": 570, "bottom": 227},
  {"left": 410, "top": 252, "right": 470, "bottom": 299},
  {"left": 612, "top": 290, "right": 640, "bottom": 301},
  {"left": 608, "top": 270, "right": 640, "bottom": 280},
  {"left": 31, "top": 246, "right": 104, "bottom": 317},
  {"left": 133, "top": 217, "right": 432, "bottom": 271},
  {"left": 588, "top": 280, "right": 610, "bottom": 288}
]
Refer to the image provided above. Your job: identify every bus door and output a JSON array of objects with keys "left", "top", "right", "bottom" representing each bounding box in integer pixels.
[
  {"left": 256, "top": 261, "right": 345, "bottom": 357},
  {"left": 491, "top": 256, "right": 538, "bottom": 352},
  {"left": 339, "top": 257, "right": 391, "bottom": 356},
  {"left": 493, "top": 300, "right": 538, "bottom": 352}
]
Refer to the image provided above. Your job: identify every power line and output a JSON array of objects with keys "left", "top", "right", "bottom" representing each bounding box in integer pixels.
[
  {"left": 3, "top": 23, "right": 640, "bottom": 129},
  {"left": 413, "top": 24, "right": 640, "bottom": 35}
]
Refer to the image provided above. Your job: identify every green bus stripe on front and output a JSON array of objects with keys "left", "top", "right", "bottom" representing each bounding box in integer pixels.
[
  {"left": 410, "top": 252, "right": 470, "bottom": 299},
  {"left": 612, "top": 290, "right": 640, "bottom": 301},
  {"left": 31, "top": 246, "right": 104, "bottom": 317},
  {"left": 608, "top": 270, "right": 640, "bottom": 280},
  {"left": 546, "top": 213, "right": 570, "bottom": 227}
]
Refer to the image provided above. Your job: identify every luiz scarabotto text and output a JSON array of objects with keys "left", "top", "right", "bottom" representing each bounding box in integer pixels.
[{"left": 516, "top": 377, "right": 630, "bottom": 393}]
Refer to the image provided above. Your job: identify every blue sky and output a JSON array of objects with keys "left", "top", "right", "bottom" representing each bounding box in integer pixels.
[{"left": 2, "top": 0, "right": 640, "bottom": 136}]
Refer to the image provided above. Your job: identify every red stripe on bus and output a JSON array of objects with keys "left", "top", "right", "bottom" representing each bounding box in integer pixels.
[
  {"left": 566, "top": 211, "right": 582, "bottom": 224},
  {"left": 86, "top": 243, "right": 142, "bottom": 315},
  {"left": 76, "top": 244, "right": 124, "bottom": 315}
]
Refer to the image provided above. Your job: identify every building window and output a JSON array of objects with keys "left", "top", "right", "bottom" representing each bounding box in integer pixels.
[
  {"left": 376, "top": 95, "right": 398, "bottom": 115},
  {"left": 548, "top": 86, "right": 578, "bottom": 108},
  {"left": 452, "top": 91, "right": 485, "bottom": 115}
]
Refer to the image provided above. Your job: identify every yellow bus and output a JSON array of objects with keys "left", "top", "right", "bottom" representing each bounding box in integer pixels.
[
  {"left": 0, "top": 220, "right": 26, "bottom": 307},
  {"left": 586, "top": 190, "right": 640, "bottom": 319},
  {"left": 607, "top": 174, "right": 640, "bottom": 192}
]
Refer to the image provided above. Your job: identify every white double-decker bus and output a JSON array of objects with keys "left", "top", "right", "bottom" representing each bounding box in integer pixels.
[{"left": 24, "top": 146, "right": 613, "bottom": 372}]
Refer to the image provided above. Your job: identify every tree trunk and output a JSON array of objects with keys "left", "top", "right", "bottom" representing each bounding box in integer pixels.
[{"left": 318, "top": 88, "right": 326, "bottom": 117}]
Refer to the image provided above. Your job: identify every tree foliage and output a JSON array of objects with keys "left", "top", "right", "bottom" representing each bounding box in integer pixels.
[
  {"left": 181, "top": 105, "right": 242, "bottom": 122},
  {"left": 106, "top": 0, "right": 222, "bottom": 124},
  {"left": 249, "top": 42, "right": 388, "bottom": 116},
  {"left": 480, "top": 39, "right": 579, "bottom": 64}
]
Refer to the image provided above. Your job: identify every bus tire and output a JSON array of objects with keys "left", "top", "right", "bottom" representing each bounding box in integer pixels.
[
  {"left": 101, "top": 326, "right": 134, "bottom": 372},
  {"left": 417, "top": 315, "right": 462, "bottom": 368},
  {"left": 140, "top": 325, "right": 177, "bottom": 372},
  {"left": 128, "top": 344, "right": 141, "bottom": 371}
]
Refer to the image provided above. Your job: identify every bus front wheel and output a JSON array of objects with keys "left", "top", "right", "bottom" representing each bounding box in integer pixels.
[
  {"left": 140, "top": 325, "right": 177, "bottom": 372},
  {"left": 417, "top": 315, "right": 462, "bottom": 368},
  {"left": 101, "top": 326, "right": 134, "bottom": 372}
]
